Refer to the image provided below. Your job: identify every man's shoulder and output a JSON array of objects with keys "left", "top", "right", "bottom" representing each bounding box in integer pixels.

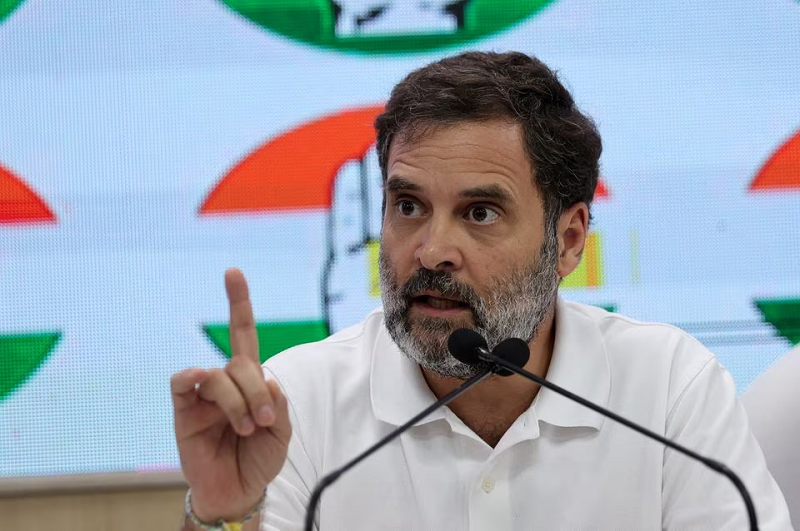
[
  {"left": 561, "top": 299, "right": 718, "bottom": 408},
  {"left": 565, "top": 299, "right": 714, "bottom": 361}
]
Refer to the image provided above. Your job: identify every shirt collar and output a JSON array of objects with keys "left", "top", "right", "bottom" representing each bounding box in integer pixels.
[
  {"left": 370, "top": 322, "right": 447, "bottom": 427},
  {"left": 370, "top": 297, "right": 612, "bottom": 431},
  {"left": 533, "top": 297, "right": 611, "bottom": 430}
]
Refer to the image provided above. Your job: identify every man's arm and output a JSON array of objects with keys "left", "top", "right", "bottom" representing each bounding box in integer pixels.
[{"left": 662, "top": 356, "right": 793, "bottom": 529}]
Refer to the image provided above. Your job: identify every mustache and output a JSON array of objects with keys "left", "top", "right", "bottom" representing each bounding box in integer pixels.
[{"left": 400, "top": 269, "right": 480, "bottom": 309}]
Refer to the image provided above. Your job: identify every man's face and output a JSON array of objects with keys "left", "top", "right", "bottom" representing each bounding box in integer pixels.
[{"left": 379, "top": 120, "right": 560, "bottom": 379}]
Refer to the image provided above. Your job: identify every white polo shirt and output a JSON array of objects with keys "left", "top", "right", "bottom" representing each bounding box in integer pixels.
[{"left": 260, "top": 299, "right": 792, "bottom": 530}]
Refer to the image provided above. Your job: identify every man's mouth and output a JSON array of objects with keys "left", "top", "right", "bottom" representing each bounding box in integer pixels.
[{"left": 412, "top": 294, "right": 470, "bottom": 311}]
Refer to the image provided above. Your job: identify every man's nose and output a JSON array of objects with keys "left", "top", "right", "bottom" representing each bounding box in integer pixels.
[{"left": 414, "top": 216, "right": 463, "bottom": 272}]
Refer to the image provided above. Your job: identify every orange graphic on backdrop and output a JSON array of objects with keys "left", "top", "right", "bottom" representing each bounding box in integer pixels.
[
  {"left": 200, "top": 106, "right": 385, "bottom": 214},
  {"left": 0, "top": 164, "right": 56, "bottom": 224},
  {"left": 749, "top": 131, "right": 800, "bottom": 191},
  {"left": 200, "top": 105, "right": 611, "bottom": 214}
]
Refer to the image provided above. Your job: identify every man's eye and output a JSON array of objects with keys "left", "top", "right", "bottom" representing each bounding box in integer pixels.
[
  {"left": 467, "top": 206, "right": 499, "bottom": 225},
  {"left": 397, "top": 200, "right": 422, "bottom": 218}
]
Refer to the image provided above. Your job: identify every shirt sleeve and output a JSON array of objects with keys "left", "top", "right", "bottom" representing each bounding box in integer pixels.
[
  {"left": 661, "top": 356, "right": 794, "bottom": 530},
  {"left": 259, "top": 368, "right": 319, "bottom": 531}
]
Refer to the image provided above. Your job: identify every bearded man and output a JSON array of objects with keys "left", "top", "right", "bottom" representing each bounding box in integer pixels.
[{"left": 172, "top": 52, "right": 792, "bottom": 530}]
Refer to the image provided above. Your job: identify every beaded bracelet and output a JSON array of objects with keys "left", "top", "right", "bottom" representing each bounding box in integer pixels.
[{"left": 184, "top": 488, "right": 266, "bottom": 531}]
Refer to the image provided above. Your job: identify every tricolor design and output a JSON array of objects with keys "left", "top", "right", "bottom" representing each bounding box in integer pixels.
[
  {"left": 0, "top": 163, "right": 60, "bottom": 400},
  {"left": 748, "top": 130, "right": 800, "bottom": 345}
]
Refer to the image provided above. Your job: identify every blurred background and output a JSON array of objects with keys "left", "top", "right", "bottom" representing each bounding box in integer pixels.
[{"left": 1, "top": 0, "right": 798, "bottom": 528}]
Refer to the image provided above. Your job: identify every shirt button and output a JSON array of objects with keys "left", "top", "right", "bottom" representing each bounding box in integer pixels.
[{"left": 481, "top": 478, "right": 495, "bottom": 493}]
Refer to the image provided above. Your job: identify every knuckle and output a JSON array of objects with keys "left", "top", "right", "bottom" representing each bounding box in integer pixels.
[
  {"left": 253, "top": 387, "right": 273, "bottom": 408},
  {"left": 226, "top": 354, "right": 253, "bottom": 374},
  {"left": 245, "top": 377, "right": 272, "bottom": 407},
  {"left": 198, "top": 368, "right": 225, "bottom": 392},
  {"left": 206, "top": 367, "right": 226, "bottom": 380},
  {"left": 222, "top": 394, "right": 248, "bottom": 419}
]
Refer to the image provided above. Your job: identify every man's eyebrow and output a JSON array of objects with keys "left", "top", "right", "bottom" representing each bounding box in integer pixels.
[
  {"left": 459, "top": 184, "right": 513, "bottom": 203},
  {"left": 385, "top": 178, "right": 513, "bottom": 203},
  {"left": 385, "top": 177, "right": 422, "bottom": 194}
]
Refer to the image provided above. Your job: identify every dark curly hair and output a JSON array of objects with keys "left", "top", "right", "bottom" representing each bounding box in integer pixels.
[{"left": 375, "top": 51, "right": 602, "bottom": 228}]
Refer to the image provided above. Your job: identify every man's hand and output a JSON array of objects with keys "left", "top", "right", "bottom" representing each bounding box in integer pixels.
[{"left": 171, "top": 268, "right": 292, "bottom": 522}]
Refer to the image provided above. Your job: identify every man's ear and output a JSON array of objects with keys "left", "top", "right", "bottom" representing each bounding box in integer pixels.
[{"left": 556, "top": 202, "right": 589, "bottom": 279}]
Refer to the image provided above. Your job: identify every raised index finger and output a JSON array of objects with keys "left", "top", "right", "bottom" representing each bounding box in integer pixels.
[{"left": 225, "top": 268, "right": 260, "bottom": 364}]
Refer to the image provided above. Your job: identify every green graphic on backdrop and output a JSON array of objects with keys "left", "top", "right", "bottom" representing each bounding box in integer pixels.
[
  {"left": 0, "top": 0, "right": 24, "bottom": 22},
  {"left": 0, "top": 332, "right": 60, "bottom": 400},
  {"left": 204, "top": 321, "right": 329, "bottom": 363},
  {"left": 220, "top": 0, "right": 556, "bottom": 54},
  {"left": 754, "top": 298, "right": 800, "bottom": 345}
]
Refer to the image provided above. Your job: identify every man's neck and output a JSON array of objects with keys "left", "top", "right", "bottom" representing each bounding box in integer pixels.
[{"left": 422, "top": 310, "right": 556, "bottom": 447}]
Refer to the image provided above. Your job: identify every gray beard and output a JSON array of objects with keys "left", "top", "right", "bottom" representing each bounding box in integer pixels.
[{"left": 379, "top": 230, "right": 560, "bottom": 379}]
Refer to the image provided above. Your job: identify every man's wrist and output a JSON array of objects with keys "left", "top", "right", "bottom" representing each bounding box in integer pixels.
[{"left": 184, "top": 488, "right": 265, "bottom": 531}]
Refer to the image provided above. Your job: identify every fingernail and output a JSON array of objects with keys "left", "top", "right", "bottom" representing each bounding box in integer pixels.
[
  {"left": 258, "top": 405, "right": 275, "bottom": 425},
  {"left": 241, "top": 415, "right": 255, "bottom": 434}
]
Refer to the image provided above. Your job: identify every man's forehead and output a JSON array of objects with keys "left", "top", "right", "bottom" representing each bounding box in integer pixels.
[
  {"left": 390, "top": 119, "right": 523, "bottom": 151},
  {"left": 384, "top": 175, "right": 517, "bottom": 204},
  {"left": 387, "top": 121, "right": 529, "bottom": 173},
  {"left": 383, "top": 120, "right": 537, "bottom": 199}
]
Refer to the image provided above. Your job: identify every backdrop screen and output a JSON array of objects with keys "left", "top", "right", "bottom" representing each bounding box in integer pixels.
[{"left": 1, "top": 0, "right": 799, "bottom": 481}]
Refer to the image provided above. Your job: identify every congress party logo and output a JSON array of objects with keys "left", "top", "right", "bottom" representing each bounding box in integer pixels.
[
  {"left": 199, "top": 106, "right": 383, "bottom": 362},
  {"left": 0, "top": 0, "right": 24, "bottom": 23},
  {"left": 199, "top": 106, "right": 609, "bottom": 361},
  {"left": 0, "top": 163, "right": 60, "bottom": 401},
  {"left": 748, "top": 129, "right": 800, "bottom": 345},
  {"left": 219, "top": 0, "right": 557, "bottom": 54}
]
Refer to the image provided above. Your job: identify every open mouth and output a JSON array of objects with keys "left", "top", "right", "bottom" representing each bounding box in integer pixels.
[{"left": 412, "top": 294, "right": 470, "bottom": 311}]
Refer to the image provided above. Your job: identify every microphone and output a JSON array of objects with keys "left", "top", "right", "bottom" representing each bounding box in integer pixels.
[
  {"left": 302, "top": 330, "right": 530, "bottom": 531},
  {"left": 448, "top": 328, "right": 759, "bottom": 531},
  {"left": 447, "top": 328, "right": 528, "bottom": 376}
]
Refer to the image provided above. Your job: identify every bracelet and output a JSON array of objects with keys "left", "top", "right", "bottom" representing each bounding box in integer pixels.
[{"left": 184, "top": 488, "right": 265, "bottom": 531}]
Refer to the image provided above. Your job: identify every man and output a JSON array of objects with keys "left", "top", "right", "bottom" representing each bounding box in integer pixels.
[{"left": 172, "top": 52, "right": 792, "bottom": 530}]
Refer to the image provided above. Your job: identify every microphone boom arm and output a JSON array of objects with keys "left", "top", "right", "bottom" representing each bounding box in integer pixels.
[{"left": 303, "top": 366, "right": 496, "bottom": 531}]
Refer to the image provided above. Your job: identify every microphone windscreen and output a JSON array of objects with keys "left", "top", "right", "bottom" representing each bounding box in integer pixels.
[
  {"left": 447, "top": 328, "right": 487, "bottom": 365},
  {"left": 493, "top": 338, "right": 531, "bottom": 372}
]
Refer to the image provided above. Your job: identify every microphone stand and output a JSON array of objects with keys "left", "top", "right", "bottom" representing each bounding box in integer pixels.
[
  {"left": 303, "top": 365, "right": 497, "bottom": 531},
  {"left": 477, "top": 347, "right": 759, "bottom": 531}
]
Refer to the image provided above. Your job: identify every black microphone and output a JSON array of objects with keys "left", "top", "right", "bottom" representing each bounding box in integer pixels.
[
  {"left": 302, "top": 330, "right": 530, "bottom": 531},
  {"left": 448, "top": 328, "right": 759, "bottom": 531}
]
